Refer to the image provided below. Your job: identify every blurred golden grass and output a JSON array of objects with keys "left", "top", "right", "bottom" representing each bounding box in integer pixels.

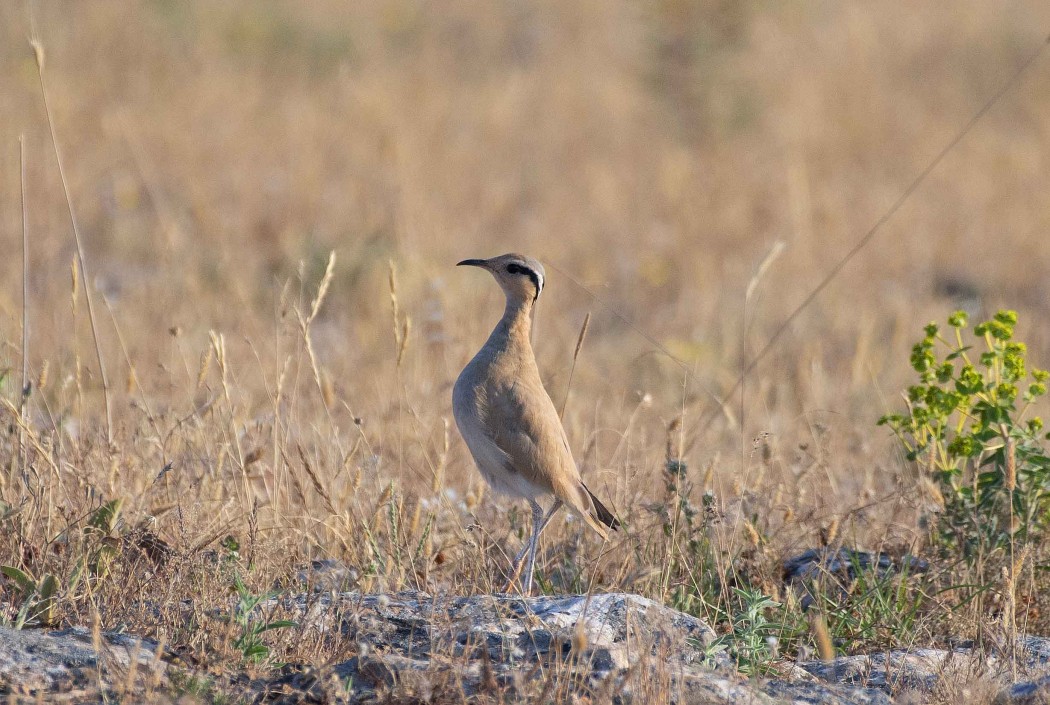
[{"left": 2, "top": 0, "right": 1050, "bottom": 697}]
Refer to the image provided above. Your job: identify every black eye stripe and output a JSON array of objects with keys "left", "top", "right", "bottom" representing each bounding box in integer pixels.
[{"left": 505, "top": 262, "right": 542, "bottom": 299}]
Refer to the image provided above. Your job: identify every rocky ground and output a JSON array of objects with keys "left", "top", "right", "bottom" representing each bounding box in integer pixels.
[{"left": 3, "top": 586, "right": 1050, "bottom": 704}]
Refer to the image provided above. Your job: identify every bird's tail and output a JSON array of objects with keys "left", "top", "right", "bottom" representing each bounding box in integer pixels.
[
  {"left": 557, "top": 479, "right": 621, "bottom": 539},
  {"left": 582, "top": 483, "right": 620, "bottom": 533}
]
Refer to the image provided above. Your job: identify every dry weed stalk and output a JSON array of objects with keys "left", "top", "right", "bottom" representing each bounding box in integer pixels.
[
  {"left": 298, "top": 444, "right": 337, "bottom": 516},
  {"left": 559, "top": 312, "right": 590, "bottom": 419},
  {"left": 388, "top": 260, "right": 411, "bottom": 368},
  {"left": 296, "top": 252, "right": 342, "bottom": 441},
  {"left": 29, "top": 31, "right": 113, "bottom": 443},
  {"left": 19, "top": 135, "right": 29, "bottom": 488},
  {"left": 810, "top": 612, "right": 835, "bottom": 662}
]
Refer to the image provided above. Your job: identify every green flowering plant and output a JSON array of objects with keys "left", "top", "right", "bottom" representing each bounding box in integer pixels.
[{"left": 879, "top": 310, "right": 1050, "bottom": 566}]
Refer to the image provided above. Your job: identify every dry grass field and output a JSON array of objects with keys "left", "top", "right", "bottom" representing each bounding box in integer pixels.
[{"left": 2, "top": 1, "right": 1050, "bottom": 701}]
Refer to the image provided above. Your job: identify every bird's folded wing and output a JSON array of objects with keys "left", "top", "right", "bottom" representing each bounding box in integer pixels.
[
  {"left": 483, "top": 379, "right": 577, "bottom": 486},
  {"left": 480, "top": 378, "right": 613, "bottom": 537}
]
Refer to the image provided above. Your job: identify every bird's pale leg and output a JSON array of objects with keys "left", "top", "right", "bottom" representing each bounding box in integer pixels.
[
  {"left": 503, "top": 500, "right": 562, "bottom": 593},
  {"left": 537, "top": 499, "right": 562, "bottom": 538},
  {"left": 509, "top": 502, "right": 561, "bottom": 570},
  {"left": 521, "top": 500, "right": 545, "bottom": 594}
]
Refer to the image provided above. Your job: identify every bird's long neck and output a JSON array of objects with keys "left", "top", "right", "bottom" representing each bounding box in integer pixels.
[{"left": 485, "top": 297, "right": 534, "bottom": 354}]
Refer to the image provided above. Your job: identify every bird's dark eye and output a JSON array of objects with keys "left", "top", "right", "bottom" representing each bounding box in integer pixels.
[{"left": 503, "top": 262, "right": 542, "bottom": 300}]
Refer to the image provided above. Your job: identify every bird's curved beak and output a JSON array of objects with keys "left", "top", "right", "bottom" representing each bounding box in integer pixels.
[{"left": 457, "top": 258, "right": 488, "bottom": 269}]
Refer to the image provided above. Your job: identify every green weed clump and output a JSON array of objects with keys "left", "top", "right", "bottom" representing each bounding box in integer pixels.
[
  {"left": 879, "top": 310, "right": 1050, "bottom": 574},
  {"left": 228, "top": 576, "right": 296, "bottom": 664},
  {"left": 703, "top": 588, "right": 790, "bottom": 675},
  {"left": 1, "top": 498, "right": 124, "bottom": 629}
]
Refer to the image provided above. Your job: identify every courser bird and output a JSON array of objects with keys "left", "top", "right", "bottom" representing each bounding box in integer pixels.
[{"left": 452, "top": 253, "right": 619, "bottom": 593}]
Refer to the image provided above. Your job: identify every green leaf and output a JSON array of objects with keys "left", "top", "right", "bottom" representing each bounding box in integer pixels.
[
  {"left": 257, "top": 620, "right": 297, "bottom": 633},
  {"left": 976, "top": 471, "right": 1001, "bottom": 489},
  {"left": 88, "top": 498, "right": 124, "bottom": 534},
  {"left": 37, "top": 574, "right": 58, "bottom": 599},
  {"left": 68, "top": 557, "right": 86, "bottom": 592},
  {"left": 36, "top": 574, "right": 59, "bottom": 626},
  {"left": 994, "top": 310, "right": 1018, "bottom": 326},
  {"left": 1, "top": 566, "right": 35, "bottom": 593},
  {"left": 243, "top": 644, "right": 270, "bottom": 660}
]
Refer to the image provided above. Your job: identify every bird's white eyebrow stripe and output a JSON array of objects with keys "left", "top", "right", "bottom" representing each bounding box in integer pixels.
[{"left": 526, "top": 268, "right": 542, "bottom": 299}]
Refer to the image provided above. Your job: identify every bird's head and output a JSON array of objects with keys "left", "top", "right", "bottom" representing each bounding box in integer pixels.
[{"left": 457, "top": 253, "right": 545, "bottom": 305}]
